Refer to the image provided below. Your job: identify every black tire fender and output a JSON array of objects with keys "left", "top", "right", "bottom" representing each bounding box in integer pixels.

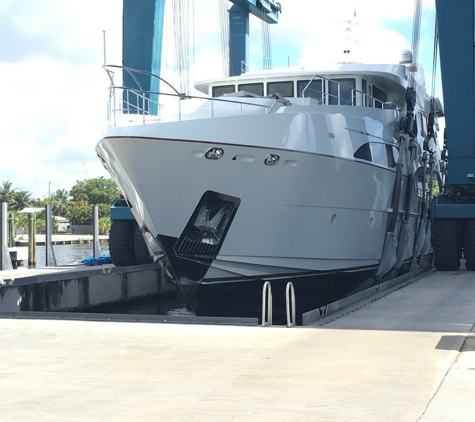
[
  {"left": 134, "top": 224, "right": 153, "bottom": 265},
  {"left": 432, "top": 218, "right": 461, "bottom": 271},
  {"left": 109, "top": 220, "right": 138, "bottom": 267}
]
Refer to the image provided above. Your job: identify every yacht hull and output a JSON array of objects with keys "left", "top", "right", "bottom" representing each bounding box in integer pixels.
[{"left": 97, "top": 132, "right": 403, "bottom": 319}]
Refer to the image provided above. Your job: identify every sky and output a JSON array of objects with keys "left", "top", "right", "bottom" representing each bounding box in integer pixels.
[{"left": 0, "top": 0, "right": 439, "bottom": 198}]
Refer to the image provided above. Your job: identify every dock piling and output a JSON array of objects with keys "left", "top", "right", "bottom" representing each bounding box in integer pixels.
[
  {"left": 8, "top": 213, "right": 14, "bottom": 248},
  {"left": 93, "top": 205, "right": 102, "bottom": 259},
  {"left": 27, "top": 212, "right": 36, "bottom": 268},
  {"left": 45, "top": 204, "right": 57, "bottom": 267},
  {"left": 1, "top": 203, "right": 13, "bottom": 270}
]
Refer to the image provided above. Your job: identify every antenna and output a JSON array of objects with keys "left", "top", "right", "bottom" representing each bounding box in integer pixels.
[
  {"left": 103, "top": 30, "right": 107, "bottom": 65},
  {"left": 83, "top": 163, "right": 90, "bottom": 180}
]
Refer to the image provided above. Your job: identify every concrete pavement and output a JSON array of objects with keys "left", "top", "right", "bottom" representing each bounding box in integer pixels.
[{"left": 0, "top": 268, "right": 474, "bottom": 421}]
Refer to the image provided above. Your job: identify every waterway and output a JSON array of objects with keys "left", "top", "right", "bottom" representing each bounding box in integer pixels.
[{"left": 30, "top": 243, "right": 110, "bottom": 267}]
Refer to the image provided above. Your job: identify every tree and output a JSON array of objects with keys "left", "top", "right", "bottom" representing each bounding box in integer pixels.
[
  {"left": 0, "top": 180, "right": 16, "bottom": 205},
  {"left": 12, "top": 189, "right": 32, "bottom": 211},
  {"left": 69, "top": 177, "right": 119, "bottom": 205},
  {"left": 67, "top": 200, "right": 94, "bottom": 225},
  {"left": 99, "top": 216, "right": 111, "bottom": 235},
  {"left": 31, "top": 197, "right": 48, "bottom": 208},
  {"left": 15, "top": 213, "right": 29, "bottom": 232},
  {"left": 52, "top": 189, "right": 70, "bottom": 216}
]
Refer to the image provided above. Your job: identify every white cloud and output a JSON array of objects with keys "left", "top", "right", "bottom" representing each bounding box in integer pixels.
[{"left": 0, "top": 0, "right": 122, "bottom": 197}]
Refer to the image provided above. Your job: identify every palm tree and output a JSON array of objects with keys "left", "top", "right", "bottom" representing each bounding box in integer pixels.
[
  {"left": 15, "top": 213, "right": 29, "bottom": 232},
  {"left": 98, "top": 217, "right": 111, "bottom": 235},
  {"left": 53, "top": 189, "right": 70, "bottom": 216},
  {"left": 0, "top": 180, "right": 16, "bottom": 205},
  {"left": 12, "top": 189, "right": 33, "bottom": 212}
]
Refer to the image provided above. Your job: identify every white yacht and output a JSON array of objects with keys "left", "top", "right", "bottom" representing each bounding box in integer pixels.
[{"left": 96, "top": 53, "right": 444, "bottom": 320}]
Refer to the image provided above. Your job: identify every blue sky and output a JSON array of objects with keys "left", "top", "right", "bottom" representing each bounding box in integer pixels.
[{"left": 0, "top": 0, "right": 439, "bottom": 198}]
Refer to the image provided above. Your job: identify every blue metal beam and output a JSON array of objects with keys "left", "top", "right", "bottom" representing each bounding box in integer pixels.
[
  {"left": 435, "top": 0, "right": 475, "bottom": 189},
  {"left": 228, "top": 0, "right": 282, "bottom": 76},
  {"left": 229, "top": 0, "right": 281, "bottom": 24},
  {"left": 229, "top": 5, "right": 250, "bottom": 77},
  {"left": 122, "top": 0, "right": 165, "bottom": 115}
]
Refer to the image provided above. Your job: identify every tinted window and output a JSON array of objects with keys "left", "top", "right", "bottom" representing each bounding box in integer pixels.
[
  {"left": 354, "top": 143, "right": 397, "bottom": 168},
  {"left": 297, "top": 80, "right": 323, "bottom": 102},
  {"left": 237, "top": 83, "right": 264, "bottom": 96},
  {"left": 373, "top": 86, "right": 387, "bottom": 109},
  {"left": 212, "top": 85, "right": 235, "bottom": 97},
  {"left": 267, "top": 81, "right": 294, "bottom": 97},
  {"left": 387, "top": 145, "right": 398, "bottom": 168},
  {"left": 329, "top": 78, "right": 355, "bottom": 105},
  {"left": 354, "top": 143, "right": 372, "bottom": 162},
  {"left": 362, "top": 79, "right": 372, "bottom": 107},
  {"left": 370, "top": 143, "right": 388, "bottom": 166}
]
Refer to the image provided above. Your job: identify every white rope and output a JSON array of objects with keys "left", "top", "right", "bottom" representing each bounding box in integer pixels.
[
  {"left": 172, "top": 0, "right": 191, "bottom": 94},
  {"left": 410, "top": 0, "right": 423, "bottom": 84},
  {"left": 431, "top": 19, "right": 439, "bottom": 99},
  {"left": 261, "top": 10, "right": 272, "bottom": 70},
  {"left": 191, "top": 0, "right": 195, "bottom": 93},
  {"left": 218, "top": 0, "right": 230, "bottom": 77}
]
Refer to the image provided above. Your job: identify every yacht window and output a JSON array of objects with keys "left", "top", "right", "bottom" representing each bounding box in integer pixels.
[
  {"left": 419, "top": 112, "right": 428, "bottom": 138},
  {"left": 354, "top": 143, "right": 372, "bottom": 162},
  {"left": 370, "top": 143, "right": 389, "bottom": 166},
  {"left": 387, "top": 145, "right": 398, "bottom": 168},
  {"left": 267, "top": 81, "right": 294, "bottom": 97},
  {"left": 237, "top": 83, "right": 264, "bottom": 96},
  {"left": 329, "top": 78, "right": 355, "bottom": 105},
  {"left": 212, "top": 85, "right": 235, "bottom": 97},
  {"left": 373, "top": 86, "right": 387, "bottom": 109},
  {"left": 354, "top": 143, "right": 396, "bottom": 168},
  {"left": 362, "top": 80, "right": 372, "bottom": 107},
  {"left": 297, "top": 79, "right": 324, "bottom": 103}
]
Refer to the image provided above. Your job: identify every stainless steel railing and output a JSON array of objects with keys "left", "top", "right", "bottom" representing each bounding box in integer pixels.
[
  {"left": 301, "top": 73, "right": 398, "bottom": 109},
  {"left": 103, "top": 65, "right": 279, "bottom": 126},
  {"left": 261, "top": 281, "right": 297, "bottom": 327},
  {"left": 261, "top": 281, "right": 273, "bottom": 327},
  {"left": 104, "top": 65, "right": 400, "bottom": 127},
  {"left": 286, "top": 282, "right": 296, "bottom": 327}
]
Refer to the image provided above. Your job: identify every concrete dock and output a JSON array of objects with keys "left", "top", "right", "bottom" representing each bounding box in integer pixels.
[
  {"left": 0, "top": 268, "right": 473, "bottom": 421},
  {"left": 0, "top": 263, "right": 173, "bottom": 312}
]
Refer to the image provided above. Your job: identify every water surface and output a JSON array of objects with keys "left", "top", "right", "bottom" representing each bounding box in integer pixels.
[{"left": 28, "top": 243, "right": 110, "bottom": 267}]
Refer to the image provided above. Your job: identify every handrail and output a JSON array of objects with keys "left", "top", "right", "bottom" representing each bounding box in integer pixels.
[
  {"left": 114, "top": 86, "right": 278, "bottom": 109},
  {"left": 104, "top": 64, "right": 182, "bottom": 96},
  {"left": 301, "top": 73, "right": 399, "bottom": 109},
  {"left": 286, "top": 282, "right": 296, "bottom": 327},
  {"left": 261, "top": 281, "right": 273, "bottom": 327},
  {"left": 301, "top": 74, "right": 320, "bottom": 101},
  {"left": 104, "top": 64, "right": 400, "bottom": 127}
]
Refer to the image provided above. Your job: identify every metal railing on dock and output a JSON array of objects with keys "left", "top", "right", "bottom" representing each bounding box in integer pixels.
[
  {"left": 286, "top": 282, "right": 296, "bottom": 327},
  {"left": 261, "top": 281, "right": 273, "bottom": 327},
  {"left": 261, "top": 281, "right": 297, "bottom": 327}
]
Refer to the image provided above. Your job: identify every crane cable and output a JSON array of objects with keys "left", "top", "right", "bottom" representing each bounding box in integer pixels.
[
  {"left": 218, "top": 0, "right": 230, "bottom": 77},
  {"left": 261, "top": 9, "right": 272, "bottom": 70},
  {"left": 431, "top": 19, "right": 439, "bottom": 100},
  {"left": 410, "top": 0, "right": 423, "bottom": 86},
  {"left": 172, "top": 0, "right": 191, "bottom": 94}
]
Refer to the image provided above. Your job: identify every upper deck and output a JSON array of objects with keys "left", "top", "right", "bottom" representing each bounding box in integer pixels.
[
  {"left": 103, "top": 62, "right": 426, "bottom": 127},
  {"left": 195, "top": 63, "right": 411, "bottom": 109}
]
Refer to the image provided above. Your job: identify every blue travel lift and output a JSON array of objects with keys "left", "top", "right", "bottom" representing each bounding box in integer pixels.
[
  {"left": 431, "top": 0, "right": 475, "bottom": 270},
  {"left": 228, "top": 0, "right": 282, "bottom": 76}
]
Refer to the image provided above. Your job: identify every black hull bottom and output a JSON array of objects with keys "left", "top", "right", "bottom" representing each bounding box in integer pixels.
[{"left": 178, "top": 265, "right": 382, "bottom": 325}]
